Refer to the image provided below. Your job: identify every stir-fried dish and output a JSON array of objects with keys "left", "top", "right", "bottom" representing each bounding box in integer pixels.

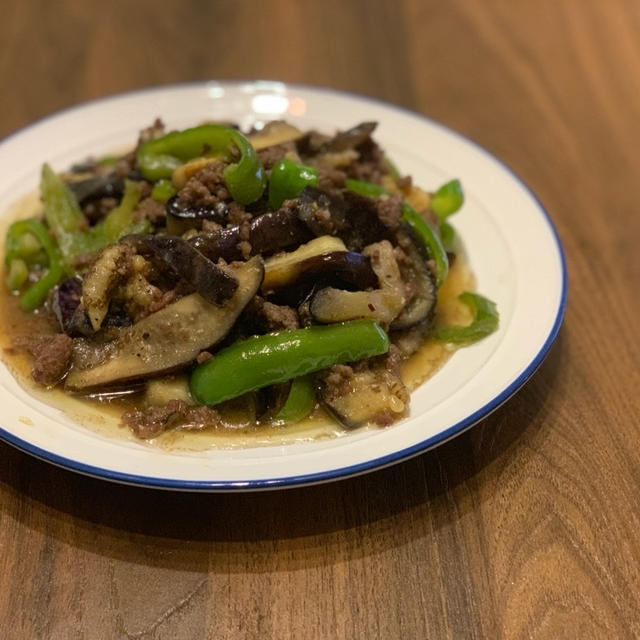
[{"left": 1, "top": 120, "right": 498, "bottom": 439}]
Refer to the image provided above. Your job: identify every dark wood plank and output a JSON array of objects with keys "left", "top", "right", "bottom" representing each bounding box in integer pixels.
[{"left": 0, "top": 1, "right": 639, "bottom": 638}]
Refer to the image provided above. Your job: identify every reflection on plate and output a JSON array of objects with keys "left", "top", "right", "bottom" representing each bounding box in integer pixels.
[{"left": 0, "top": 82, "right": 566, "bottom": 490}]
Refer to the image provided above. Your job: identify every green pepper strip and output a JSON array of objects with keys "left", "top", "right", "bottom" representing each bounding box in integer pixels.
[
  {"left": 40, "top": 163, "right": 89, "bottom": 263},
  {"left": 432, "top": 292, "right": 499, "bottom": 343},
  {"left": 5, "top": 219, "right": 64, "bottom": 312},
  {"left": 136, "top": 124, "right": 266, "bottom": 205},
  {"left": 150, "top": 178, "right": 177, "bottom": 203},
  {"left": 101, "top": 179, "right": 150, "bottom": 243},
  {"left": 40, "top": 165, "right": 150, "bottom": 269},
  {"left": 268, "top": 158, "right": 318, "bottom": 210},
  {"left": 190, "top": 319, "right": 389, "bottom": 406},
  {"left": 273, "top": 375, "right": 316, "bottom": 424},
  {"left": 439, "top": 220, "right": 455, "bottom": 252},
  {"left": 430, "top": 179, "right": 464, "bottom": 219},
  {"left": 344, "top": 178, "right": 449, "bottom": 286}
]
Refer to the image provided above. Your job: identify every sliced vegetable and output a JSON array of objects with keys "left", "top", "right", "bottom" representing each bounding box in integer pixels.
[
  {"left": 310, "top": 240, "right": 405, "bottom": 325},
  {"left": 432, "top": 292, "right": 499, "bottom": 343},
  {"left": 126, "top": 234, "right": 238, "bottom": 305},
  {"left": 439, "top": 220, "right": 455, "bottom": 251},
  {"left": 5, "top": 218, "right": 64, "bottom": 311},
  {"left": 151, "top": 179, "right": 177, "bottom": 203},
  {"left": 5, "top": 258, "right": 28, "bottom": 290},
  {"left": 65, "top": 256, "right": 264, "bottom": 390},
  {"left": 67, "top": 173, "right": 124, "bottom": 206},
  {"left": 273, "top": 376, "right": 316, "bottom": 423},
  {"left": 325, "top": 122, "right": 377, "bottom": 152},
  {"left": 190, "top": 319, "right": 390, "bottom": 406},
  {"left": 430, "top": 179, "right": 464, "bottom": 218},
  {"left": 344, "top": 178, "right": 387, "bottom": 198},
  {"left": 268, "top": 158, "right": 318, "bottom": 210},
  {"left": 262, "top": 235, "right": 376, "bottom": 293},
  {"left": 344, "top": 178, "right": 449, "bottom": 285},
  {"left": 320, "top": 368, "right": 408, "bottom": 428},
  {"left": 190, "top": 206, "right": 311, "bottom": 263},
  {"left": 101, "top": 179, "right": 149, "bottom": 243},
  {"left": 247, "top": 121, "right": 304, "bottom": 150},
  {"left": 40, "top": 165, "right": 150, "bottom": 268},
  {"left": 391, "top": 228, "right": 437, "bottom": 330},
  {"left": 40, "top": 163, "right": 91, "bottom": 262},
  {"left": 165, "top": 197, "right": 228, "bottom": 235},
  {"left": 136, "top": 124, "right": 266, "bottom": 204},
  {"left": 401, "top": 203, "right": 448, "bottom": 287}
]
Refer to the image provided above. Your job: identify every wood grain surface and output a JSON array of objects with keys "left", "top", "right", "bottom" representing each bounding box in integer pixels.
[{"left": 1, "top": 1, "right": 639, "bottom": 638}]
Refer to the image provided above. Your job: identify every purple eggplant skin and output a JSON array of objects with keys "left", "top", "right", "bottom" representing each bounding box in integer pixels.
[
  {"left": 390, "top": 226, "right": 438, "bottom": 330},
  {"left": 51, "top": 277, "right": 83, "bottom": 332},
  {"left": 68, "top": 173, "right": 124, "bottom": 206},
  {"left": 262, "top": 251, "right": 378, "bottom": 294},
  {"left": 125, "top": 235, "right": 238, "bottom": 305},
  {"left": 297, "top": 186, "right": 391, "bottom": 252},
  {"left": 189, "top": 205, "right": 312, "bottom": 263},
  {"left": 165, "top": 196, "right": 229, "bottom": 234},
  {"left": 52, "top": 276, "right": 131, "bottom": 336},
  {"left": 325, "top": 121, "right": 377, "bottom": 152}
]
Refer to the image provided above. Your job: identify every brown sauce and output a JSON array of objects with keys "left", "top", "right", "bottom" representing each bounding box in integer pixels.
[{"left": 0, "top": 193, "right": 474, "bottom": 450}]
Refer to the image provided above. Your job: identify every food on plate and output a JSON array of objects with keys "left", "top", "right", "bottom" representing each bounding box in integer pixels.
[{"left": 0, "top": 119, "right": 498, "bottom": 440}]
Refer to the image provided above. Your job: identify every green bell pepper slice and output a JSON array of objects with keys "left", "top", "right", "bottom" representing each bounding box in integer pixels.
[
  {"left": 40, "top": 165, "right": 151, "bottom": 268},
  {"left": 136, "top": 124, "right": 266, "bottom": 205},
  {"left": 5, "top": 219, "right": 64, "bottom": 312},
  {"left": 150, "top": 178, "right": 177, "bottom": 203},
  {"left": 190, "top": 319, "right": 389, "bottom": 406},
  {"left": 344, "top": 178, "right": 449, "bottom": 286},
  {"left": 432, "top": 292, "right": 499, "bottom": 343},
  {"left": 268, "top": 158, "right": 318, "bottom": 210},
  {"left": 273, "top": 375, "right": 317, "bottom": 424},
  {"left": 430, "top": 179, "right": 464, "bottom": 219}
]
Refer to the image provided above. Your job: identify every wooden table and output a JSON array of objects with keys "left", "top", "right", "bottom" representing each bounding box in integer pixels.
[{"left": 1, "top": 2, "right": 638, "bottom": 638}]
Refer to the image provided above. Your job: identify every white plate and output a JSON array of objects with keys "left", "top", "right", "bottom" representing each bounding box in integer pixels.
[{"left": 0, "top": 82, "right": 566, "bottom": 490}]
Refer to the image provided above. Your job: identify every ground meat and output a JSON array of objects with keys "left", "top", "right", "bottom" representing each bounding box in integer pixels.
[
  {"left": 321, "top": 364, "right": 354, "bottom": 397},
  {"left": 318, "top": 167, "right": 347, "bottom": 190},
  {"left": 244, "top": 296, "right": 301, "bottom": 332},
  {"left": 177, "top": 161, "right": 229, "bottom": 209},
  {"left": 257, "top": 141, "right": 297, "bottom": 169},
  {"left": 135, "top": 197, "right": 166, "bottom": 224},
  {"left": 395, "top": 175, "right": 413, "bottom": 190},
  {"left": 346, "top": 138, "right": 389, "bottom": 183},
  {"left": 14, "top": 333, "right": 73, "bottom": 386},
  {"left": 261, "top": 301, "right": 300, "bottom": 331},
  {"left": 121, "top": 399, "right": 221, "bottom": 439},
  {"left": 196, "top": 351, "right": 212, "bottom": 364},
  {"left": 145, "top": 288, "right": 180, "bottom": 315},
  {"left": 377, "top": 193, "right": 403, "bottom": 230}
]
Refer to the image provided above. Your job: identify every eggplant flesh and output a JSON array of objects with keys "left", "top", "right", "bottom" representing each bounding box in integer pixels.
[
  {"left": 325, "top": 122, "right": 377, "bottom": 152},
  {"left": 65, "top": 257, "right": 264, "bottom": 390},
  {"left": 263, "top": 251, "right": 377, "bottom": 294},
  {"left": 125, "top": 234, "right": 238, "bottom": 305},
  {"left": 390, "top": 226, "right": 437, "bottom": 330},
  {"left": 261, "top": 234, "right": 377, "bottom": 292},
  {"left": 310, "top": 240, "right": 405, "bottom": 325},
  {"left": 320, "top": 369, "right": 408, "bottom": 428}
]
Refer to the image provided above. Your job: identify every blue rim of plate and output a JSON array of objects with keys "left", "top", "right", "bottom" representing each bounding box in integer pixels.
[{"left": 0, "top": 81, "right": 568, "bottom": 491}]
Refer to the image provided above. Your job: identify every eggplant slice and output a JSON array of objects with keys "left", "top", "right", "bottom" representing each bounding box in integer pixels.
[
  {"left": 125, "top": 234, "right": 238, "bottom": 305},
  {"left": 310, "top": 240, "right": 405, "bottom": 325},
  {"left": 65, "top": 256, "right": 264, "bottom": 390}
]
